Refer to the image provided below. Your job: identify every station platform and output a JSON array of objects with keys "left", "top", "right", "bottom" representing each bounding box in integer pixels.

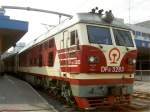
[
  {"left": 134, "top": 81, "right": 150, "bottom": 93},
  {"left": 0, "top": 75, "right": 57, "bottom": 112}
]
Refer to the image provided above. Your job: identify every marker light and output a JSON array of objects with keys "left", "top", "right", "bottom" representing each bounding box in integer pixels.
[
  {"left": 128, "top": 58, "right": 136, "bottom": 65},
  {"left": 88, "top": 56, "right": 99, "bottom": 63}
]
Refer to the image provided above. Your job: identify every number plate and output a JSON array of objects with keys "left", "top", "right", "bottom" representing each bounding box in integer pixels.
[{"left": 101, "top": 66, "right": 124, "bottom": 73}]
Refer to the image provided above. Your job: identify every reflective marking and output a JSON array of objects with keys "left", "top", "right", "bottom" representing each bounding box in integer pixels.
[
  {"left": 60, "top": 65, "right": 78, "bottom": 67},
  {"left": 60, "top": 58, "right": 77, "bottom": 60},
  {"left": 58, "top": 50, "right": 80, "bottom": 55}
]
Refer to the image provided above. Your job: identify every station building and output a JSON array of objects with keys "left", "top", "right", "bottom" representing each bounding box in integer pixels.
[{"left": 130, "top": 22, "right": 150, "bottom": 78}]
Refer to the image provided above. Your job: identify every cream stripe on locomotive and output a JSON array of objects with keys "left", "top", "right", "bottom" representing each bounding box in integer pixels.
[{"left": 18, "top": 66, "right": 134, "bottom": 79}]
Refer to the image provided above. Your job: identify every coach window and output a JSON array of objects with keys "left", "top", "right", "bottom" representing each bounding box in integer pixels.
[
  {"left": 39, "top": 44, "right": 43, "bottom": 51},
  {"left": 30, "top": 59, "right": 32, "bottom": 66},
  {"left": 39, "top": 55, "right": 42, "bottom": 66},
  {"left": 70, "top": 30, "right": 78, "bottom": 46},
  {"left": 34, "top": 58, "right": 36, "bottom": 65},
  {"left": 48, "top": 52, "right": 54, "bottom": 66},
  {"left": 19, "top": 59, "right": 21, "bottom": 66},
  {"left": 44, "top": 42, "right": 48, "bottom": 49}
]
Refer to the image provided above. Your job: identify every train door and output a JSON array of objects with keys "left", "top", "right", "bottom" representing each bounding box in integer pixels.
[
  {"left": 62, "top": 31, "right": 70, "bottom": 72},
  {"left": 15, "top": 54, "right": 19, "bottom": 73}
]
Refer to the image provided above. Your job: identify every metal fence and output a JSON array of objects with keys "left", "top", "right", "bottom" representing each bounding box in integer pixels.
[{"left": 135, "top": 70, "right": 150, "bottom": 81}]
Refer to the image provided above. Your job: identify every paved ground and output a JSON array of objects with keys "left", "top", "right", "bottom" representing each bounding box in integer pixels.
[{"left": 0, "top": 75, "right": 58, "bottom": 112}]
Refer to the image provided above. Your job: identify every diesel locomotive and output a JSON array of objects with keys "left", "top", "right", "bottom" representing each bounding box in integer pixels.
[{"left": 3, "top": 9, "right": 137, "bottom": 109}]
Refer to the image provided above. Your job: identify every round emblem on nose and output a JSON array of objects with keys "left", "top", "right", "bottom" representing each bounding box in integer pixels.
[{"left": 109, "top": 48, "right": 120, "bottom": 64}]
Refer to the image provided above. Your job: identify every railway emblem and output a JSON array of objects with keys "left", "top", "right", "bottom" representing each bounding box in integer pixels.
[{"left": 109, "top": 48, "right": 120, "bottom": 64}]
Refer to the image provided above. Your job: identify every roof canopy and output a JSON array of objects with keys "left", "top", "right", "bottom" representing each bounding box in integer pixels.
[{"left": 0, "top": 11, "right": 28, "bottom": 53}]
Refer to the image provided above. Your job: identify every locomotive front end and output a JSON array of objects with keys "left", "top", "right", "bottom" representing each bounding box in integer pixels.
[{"left": 65, "top": 11, "right": 137, "bottom": 109}]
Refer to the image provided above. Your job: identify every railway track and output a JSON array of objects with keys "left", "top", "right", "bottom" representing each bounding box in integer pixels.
[
  {"left": 116, "top": 91, "right": 150, "bottom": 112},
  {"left": 37, "top": 87, "right": 150, "bottom": 112},
  {"left": 132, "top": 91, "right": 150, "bottom": 100}
]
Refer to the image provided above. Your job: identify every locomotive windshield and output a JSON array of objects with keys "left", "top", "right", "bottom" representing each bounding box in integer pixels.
[
  {"left": 87, "top": 25, "right": 112, "bottom": 45},
  {"left": 113, "top": 29, "right": 134, "bottom": 47}
]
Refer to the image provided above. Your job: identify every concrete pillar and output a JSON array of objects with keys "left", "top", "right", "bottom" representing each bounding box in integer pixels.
[
  {"left": 0, "top": 38, "right": 2, "bottom": 73},
  {"left": 0, "top": 51, "right": 1, "bottom": 73},
  {"left": 139, "top": 61, "right": 143, "bottom": 81},
  {"left": 0, "top": 37, "right": 2, "bottom": 53},
  {"left": 0, "top": 38, "right": 3, "bottom": 74}
]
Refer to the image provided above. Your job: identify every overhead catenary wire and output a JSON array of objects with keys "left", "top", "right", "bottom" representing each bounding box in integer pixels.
[
  {"left": 1, "top": 6, "right": 73, "bottom": 18},
  {"left": 1, "top": 6, "right": 73, "bottom": 24}
]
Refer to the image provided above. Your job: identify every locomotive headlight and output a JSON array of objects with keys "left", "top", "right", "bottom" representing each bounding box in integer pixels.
[
  {"left": 88, "top": 56, "right": 99, "bottom": 63},
  {"left": 132, "top": 59, "right": 136, "bottom": 64},
  {"left": 128, "top": 58, "right": 136, "bottom": 65}
]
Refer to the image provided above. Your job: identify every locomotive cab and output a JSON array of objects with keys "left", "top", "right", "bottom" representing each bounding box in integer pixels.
[{"left": 60, "top": 12, "right": 137, "bottom": 74}]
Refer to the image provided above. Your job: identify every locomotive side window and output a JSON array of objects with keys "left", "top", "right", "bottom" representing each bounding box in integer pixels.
[
  {"left": 70, "top": 30, "right": 78, "bottom": 46},
  {"left": 40, "top": 44, "right": 42, "bottom": 50},
  {"left": 113, "top": 29, "right": 134, "bottom": 47},
  {"left": 49, "top": 39, "right": 54, "bottom": 48},
  {"left": 48, "top": 52, "right": 53, "bottom": 66},
  {"left": 87, "top": 25, "right": 112, "bottom": 45}
]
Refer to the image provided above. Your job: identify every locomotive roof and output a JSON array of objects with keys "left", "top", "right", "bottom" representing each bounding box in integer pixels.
[
  {"left": 75, "top": 13, "right": 129, "bottom": 28},
  {"left": 19, "top": 13, "right": 130, "bottom": 53}
]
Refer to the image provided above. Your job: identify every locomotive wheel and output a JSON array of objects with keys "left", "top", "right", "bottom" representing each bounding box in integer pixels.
[
  {"left": 41, "top": 77, "right": 50, "bottom": 90},
  {"left": 34, "top": 76, "right": 41, "bottom": 87},
  {"left": 61, "top": 81, "right": 75, "bottom": 106},
  {"left": 49, "top": 80, "right": 61, "bottom": 97}
]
